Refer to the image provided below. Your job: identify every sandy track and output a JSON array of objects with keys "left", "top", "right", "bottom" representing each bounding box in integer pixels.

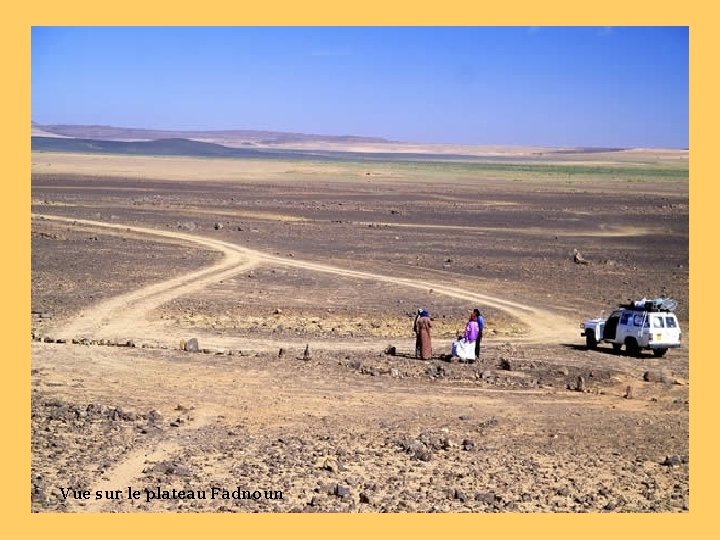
[{"left": 33, "top": 214, "right": 577, "bottom": 347}]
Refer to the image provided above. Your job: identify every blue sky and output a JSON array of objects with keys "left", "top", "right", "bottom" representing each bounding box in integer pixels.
[{"left": 31, "top": 27, "right": 688, "bottom": 148}]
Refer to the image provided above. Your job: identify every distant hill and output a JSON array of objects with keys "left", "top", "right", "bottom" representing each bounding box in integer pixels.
[
  {"left": 31, "top": 136, "right": 306, "bottom": 159},
  {"left": 31, "top": 123, "right": 391, "bottom": 145},
  {"left": 30, "top": 136, "right": 493, "bottom": 162}
]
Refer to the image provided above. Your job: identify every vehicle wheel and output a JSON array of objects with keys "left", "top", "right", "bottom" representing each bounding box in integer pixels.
[
  {"left": 653, "top": 348, "right": 668, "bottom": 358},
  {"left": 585, "top": 330, "right": 597, "bottom": 350},
  {"left": 612, "top": 343, "right": 622, "bottom": 354},
  {"left": 625, "top": 338, "right": 640, "bottom": 358}
]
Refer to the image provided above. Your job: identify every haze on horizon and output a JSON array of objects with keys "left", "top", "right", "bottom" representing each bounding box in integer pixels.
[{"left": 31, "top": 26, "right": 688, "bottom": 149}]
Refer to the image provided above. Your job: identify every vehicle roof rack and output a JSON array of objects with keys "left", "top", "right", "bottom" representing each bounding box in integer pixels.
[{"left": 618, "top": 297, "right": 677, "bottom": 313}]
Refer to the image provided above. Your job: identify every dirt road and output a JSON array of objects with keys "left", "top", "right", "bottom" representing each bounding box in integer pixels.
[{"left": 36, "top": 214, "right": 578, "bottom": 348}]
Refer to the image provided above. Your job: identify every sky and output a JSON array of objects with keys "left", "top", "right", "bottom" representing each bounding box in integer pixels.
[{"left": 31, "top": 26, "right": 689, "bottom": 148}]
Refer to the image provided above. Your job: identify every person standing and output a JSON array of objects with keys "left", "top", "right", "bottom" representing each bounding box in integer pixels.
[
  {"left": 415, "top": 309, "right": 433, "bottom": 360},
  {"left": 413, "top": 308, "right": 422, "bottom": 358},
  {"left": 451, "top": 311, "right": 479, "bottom": 361},
  {"left": 473, "top": 308, "right": 485, "bottom": 361}
]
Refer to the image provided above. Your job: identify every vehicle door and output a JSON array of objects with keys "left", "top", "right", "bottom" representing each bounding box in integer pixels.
[
  {"left": 613, "top": 310, "right": 632, "bottom": 342},
  {"left": 649, "top": 314, "right": 681, "bottom": 345}
]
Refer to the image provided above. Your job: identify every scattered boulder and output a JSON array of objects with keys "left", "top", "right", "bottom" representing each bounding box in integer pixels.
[
  {"left": 662, "top": 455, "right": 688, "bottom": 466},
  {"left": 335, "top": 484, "right": 351, "bottom": 499},
  {"left": 303, "top": 344, "right": 312, "bottom": 361},
  {"left": 185, "top": 338, "right": 199, "bottom": 353},
  {"left": 573, "top": 248, "right": 589, "bottom": 265},
  {"left": 643, "top": 369, "right": 672, "bottom": 383},
  {"left": 177, "top": 221, "right": 198, "bottom": 231},
  {"left": 384, "top": 345, "right": 397, "bottom": 356}
]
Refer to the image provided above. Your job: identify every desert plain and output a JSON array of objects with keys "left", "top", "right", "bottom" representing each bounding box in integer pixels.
[{"left": 30, "top": 146, "right": 689, "bottom": 512}]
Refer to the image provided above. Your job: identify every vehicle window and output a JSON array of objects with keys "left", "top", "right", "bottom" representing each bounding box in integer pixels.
[
  {"left": 620, "top": 313, "right": 630, "bottom": 325},
  {"left": 666, "top": 317, "right": 677, "bottom": 328},
  {"left": 652, "top": 317, "right": 665, "bottom": 328},
  {"left": 633, "top": 314, "right": 644, "bottom": 326}
]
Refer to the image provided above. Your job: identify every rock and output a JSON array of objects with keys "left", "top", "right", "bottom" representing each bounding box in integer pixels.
[
  {"left": 577, "top": 376, "right": 586, "bottom": 392},
  {"left": 573, "top": 248, "right": 589, "bottom": 265},
  {"left": 462, "top": 439, "right": 475, "bottom": 451},
  {"left": 624, "top": 386, "right": 633, "bottom": 399},
  {"left": 185, "top": 338, "right": 199, "bottom": 352},
  {"left": 359, "top": 492, "right": 372, "bottom": 504},
  {"left": 384, "top": 345, "right": 397, "bottom": 356},
  {"left": 499, "top": 357, "right": 513, "bottom": 371},
  {"left": 177, "top": 221, "right": 198, "bottom": 231},
  {"left": 147, "top": 410, "right": 163, "bottom": 425},
  {"left": 644, "top": 369, "right": 672, "bottom": 383},
  {"left": 278, "top": 348, "right": 286, "bottom": 358},
  {"left": 303, "top": 344, "right": 312, "bottom": 361},
  {"left": 475, "top": 492, "right": 495, "bottom": 504},
  {"left": 662, "top": 455, "right": 687, "bottom": 466},
  {"left": 481, "top": 370, "right": 493, "bottom": 380},
  {"left": 213, "top": 222, "right": 224, "bottom": 230},
  {"left": 335, "top": 484, "right": 351, "bottom": 499}
]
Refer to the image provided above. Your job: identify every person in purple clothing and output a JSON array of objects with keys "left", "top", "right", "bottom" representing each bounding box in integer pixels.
[{"left": 450, "top": 311, "right": 479, "bottom": 361}]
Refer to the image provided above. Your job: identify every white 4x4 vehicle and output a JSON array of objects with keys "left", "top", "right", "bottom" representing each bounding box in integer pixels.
[{"left": 580, "top": 298, "right": 682, "bottom": 357}]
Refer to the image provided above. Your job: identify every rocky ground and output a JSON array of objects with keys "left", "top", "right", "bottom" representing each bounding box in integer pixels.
[
  {"left": 31, "top": 341, "right": 688, "bottom": 513},
  {"left": 30, "top": 159, "right": 688, "bottom": 513}
]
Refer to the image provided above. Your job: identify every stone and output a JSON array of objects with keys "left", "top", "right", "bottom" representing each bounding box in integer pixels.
[
  {"left": 303, "top": 344, "right": 312, "bottom": 361},
  {"left": 278, "top": 348, "right": 286, "bottom": 358},
  {"left": 359, "top": 492, "right": 372, "bottom": 504},
  {"left": 185, "top": 338, "right": 199, "bottom": 352},
  {"left": 384, "top": 345, "right": 397, "bottom": 356},
  {"left": 499, "top": 357, "right": 513, "bottom": 371},
  {"left": 335, "top": 485, "right": 351, "bottom": 499},
  {"left": 462, "top": 439, "right": 475, "bottom": 451},
  {"left": 475, "top": 492, "right": 495, "bottom": 504},
  {"left": 573, "top": 248, "right": 589, "bottom": 265},
  {"left": 624, "top": 386, "right": 633, "bottom": 399},
  {"left": 577, "top": 376, "right": 586, "bottom": 392},
  {"left": 663, "top": 455, "right": 686, "bottom": 466},
  {"left": 147, "top": 410, "right": 163, "bottom": 425},
  {"left": 644, "top": 370, "right": 672, "bottom": 383}
]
